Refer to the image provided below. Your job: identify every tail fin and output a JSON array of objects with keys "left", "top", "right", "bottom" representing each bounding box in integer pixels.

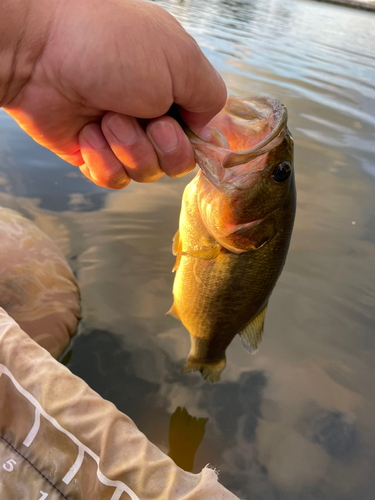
[{"left": 182, "top": 355, "right": 226, "bottom": 383}]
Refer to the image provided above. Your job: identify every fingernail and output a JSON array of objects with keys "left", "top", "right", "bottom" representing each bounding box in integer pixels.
[
  {"left": 84, "top": 127, "right": 107, "bottom": 150},
  {"left": 199, "top": 126, "right": 212, "bottom": 141},
  {"left": 107, "top": 114, "right": 137, "bottom": 146},
  {"left": 149, "top": 121, "right": 178, "bottom": 153}
]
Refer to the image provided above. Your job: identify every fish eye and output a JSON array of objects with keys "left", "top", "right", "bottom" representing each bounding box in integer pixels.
[{"left": 272, "top": 161, "right": 292, "bottom": 183}]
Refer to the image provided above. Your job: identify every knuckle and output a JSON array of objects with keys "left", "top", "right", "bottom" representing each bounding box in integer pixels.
[
  {"left": 162, "top": 149, "right": 195, "bottom": 178},
  {"left": 128, "top": 163, "right": 163, "bottom": 183}
]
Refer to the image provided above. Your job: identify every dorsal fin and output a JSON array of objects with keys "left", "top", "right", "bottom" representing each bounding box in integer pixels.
[{"left": 239, "top": 304, "right": 268, "bottom": 354}]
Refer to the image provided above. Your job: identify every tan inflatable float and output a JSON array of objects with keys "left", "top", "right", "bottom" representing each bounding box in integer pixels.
[
  {"left": 0, "top": 206, "right": 81, "bottom": 358},
  {"left": 0, "top": 207, "right": 239, "bottom": 500}
]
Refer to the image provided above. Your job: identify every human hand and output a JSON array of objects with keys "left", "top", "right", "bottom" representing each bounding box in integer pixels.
[{"left": 0, "top": 0, "right": 226, "bottom": 189}]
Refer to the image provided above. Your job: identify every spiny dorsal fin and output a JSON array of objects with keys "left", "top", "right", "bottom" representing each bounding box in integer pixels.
[
  {"left": 166, "top": 302, "right": 180, "bottom": 320},
  {"left": 239, "top": 304, "right": 268, "bottom": 354}
]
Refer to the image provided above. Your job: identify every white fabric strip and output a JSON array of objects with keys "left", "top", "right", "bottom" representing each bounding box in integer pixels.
[
  {"left": 0, "top": 363, "right": 139, "bottom": 500},
  {"left": 23, "top": 408, "right": 41, "bottom": 447},
  {"left": 110, "top": 485, "right": 127, "bottom": 500},
  {"left": 62, "top": 445, "right": 85, "bottom": 484}
]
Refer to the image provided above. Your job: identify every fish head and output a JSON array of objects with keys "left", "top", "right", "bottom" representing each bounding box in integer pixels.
[{"left": 188, "top": 96, "right": 296, "bottom": 252}]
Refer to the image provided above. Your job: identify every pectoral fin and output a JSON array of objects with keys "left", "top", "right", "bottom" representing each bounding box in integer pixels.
[
  {"left": 172, "top": 230, "right": 182, "bottom": 272},
  {"left": 182, "top": 245, "right": 221, "bottom": 260},
  {"left": 239, "top": 305, "right": 268, "bottom": 354},
  {"left": 172, "top": 229, "right": 221, "bottom": 271},
  {"left": 172, "top": 229, "right": 181, "bottom": 256}
]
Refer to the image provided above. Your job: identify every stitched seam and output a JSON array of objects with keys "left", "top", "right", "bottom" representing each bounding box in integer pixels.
[{"left": 0, "top": 434, "right": 69, "bottom": 499}]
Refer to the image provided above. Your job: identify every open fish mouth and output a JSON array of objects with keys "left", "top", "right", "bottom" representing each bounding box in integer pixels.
[
  {"left": 207, "top": 96, "right": 287, "bottom": 159},
  {"left": 182, "top": 96, "right": 288, "bottom": 183}
]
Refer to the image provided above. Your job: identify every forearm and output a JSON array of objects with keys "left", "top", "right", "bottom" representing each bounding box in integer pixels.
[{"left": 0, "top": 0, "right": 52, "bottom": 107}]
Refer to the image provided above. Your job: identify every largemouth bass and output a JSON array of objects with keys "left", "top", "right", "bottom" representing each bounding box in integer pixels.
[{"left": 168, "top": 96, "right": 296, "bottom": 382}]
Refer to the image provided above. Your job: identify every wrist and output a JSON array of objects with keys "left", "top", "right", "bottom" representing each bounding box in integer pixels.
[{"left": 0, "top": 0, "right": 52, "bottom": 107}]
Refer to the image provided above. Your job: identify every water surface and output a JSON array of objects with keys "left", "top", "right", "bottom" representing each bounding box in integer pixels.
[{"left": 1, "top": 0, "right": 375, "bottom": 498}]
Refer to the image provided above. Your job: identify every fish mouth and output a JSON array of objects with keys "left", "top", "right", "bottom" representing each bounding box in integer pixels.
[{"left": 183, "top": 96, "right": 288, "bottom": 175}]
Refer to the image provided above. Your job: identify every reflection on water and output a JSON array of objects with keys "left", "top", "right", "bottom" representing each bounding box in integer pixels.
[
  {"left": 168, "top": 407, "right": 208, "bottom": 472},
  {"left": 0, "top": 0, "right": 375, "bottom": 497}
]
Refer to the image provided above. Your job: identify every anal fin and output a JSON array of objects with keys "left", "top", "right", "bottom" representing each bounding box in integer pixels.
[{"left": 239, "top": 304, "right": 268, "bottom": 354}]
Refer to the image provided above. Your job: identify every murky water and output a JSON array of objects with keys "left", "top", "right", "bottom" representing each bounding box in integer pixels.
[{"left": 1, "top": 0, "right": 375, "bottom": 497}]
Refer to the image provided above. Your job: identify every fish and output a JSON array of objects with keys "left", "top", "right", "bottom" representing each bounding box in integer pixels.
[{"left": 167, "top": 96, "right": 296, "bottom": 382}]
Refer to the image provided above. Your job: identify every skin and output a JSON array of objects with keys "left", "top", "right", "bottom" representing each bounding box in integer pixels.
[{"left": 0, "top": 0, "right": 226, "bottom": 189}]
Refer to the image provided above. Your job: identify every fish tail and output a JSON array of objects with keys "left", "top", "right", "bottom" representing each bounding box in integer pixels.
[{"left": 181, "top": 355, "right": 226, "bottom": 383}]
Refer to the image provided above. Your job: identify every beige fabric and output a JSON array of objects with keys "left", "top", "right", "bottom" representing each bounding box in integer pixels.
[
  {"left": 0, "top": 309, "right": 240, "bottom": 500},
  {"left": 0, "top": 207, "right": 81, "bottom": 358}
]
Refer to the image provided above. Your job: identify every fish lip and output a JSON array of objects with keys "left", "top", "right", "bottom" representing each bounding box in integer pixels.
[
  {"left": 222, "top": 97, "right": 288, "bottom": 168},
  {"left": 185, "top": 96, "right": 288, "bottom": 172}
]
